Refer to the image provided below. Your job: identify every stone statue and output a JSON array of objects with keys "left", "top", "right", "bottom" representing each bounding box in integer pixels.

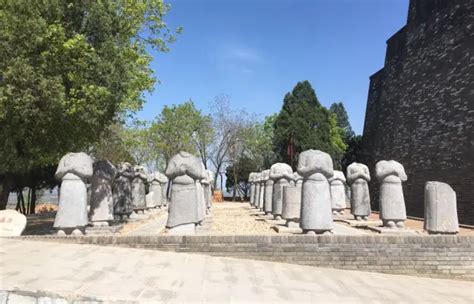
[
  {"left": 297, "top": 150, "right": 334, "bottom": 234},
  {"left": 263, "top": 170, "right": 274, "bottom": 215},
  {"left": 253, "top": 172, "right": 261, "bottom": 209},
  {"left": 158, "top": 172, "right": 169, "bottom": 207},
  {"left": 259, "top": 170, "right": 270, "bottom": 210},
  {"left": 165, "top": 151, "right": 205, "bottom": 234},
  {"left": 113, "top": 162, "right": 134, "bottom": 219},
  {"left": 89, "top": 160, "right": 116, "bottom": 226},
  {"left": 131, "top": 165, "right": 148, "bottom": 212},
  {"left": 147, "top": 172, "right": 164, "bottom": 208},
  {"left": 203, "top": 170, "right": 214, "bottom": 213},
  {"left": 424, "top": 182, "right": 459, "bottom": 234},
  {"left": 376, "top": 160, "right": 407, "bottom": 228},
  {"left": 270, "top": 163, "right": 293, "bottom": 220},
  {"left": 248, "top": 172, "right": 257, "bottom": 206},
  {"left": 54, "top": 152, "right": 93, "bottom": 235},
  {"left": 281, "top": 172, "right": 303, "bottom": 226},
  {"left": 347, "top": 162, "right": 371, "bottom": 221},
  {"left": 329, "top": 170, "right": 347, "bottom": 216}
]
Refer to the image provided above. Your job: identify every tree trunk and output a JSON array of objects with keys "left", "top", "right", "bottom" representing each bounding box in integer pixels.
[
  {"left": 0, "top": 177, "right": 12, "bottom": 210},
  {"left": 29, "top": 186, "right": 37, "bottom": 215}
]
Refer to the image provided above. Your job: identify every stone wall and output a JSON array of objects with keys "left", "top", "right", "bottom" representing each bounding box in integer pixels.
[
  {"left": 21, "top": 234, "right": 474, "bottom": 281},
  {"left": 361, "top": 0, "right": 474, "bottom": 224}
]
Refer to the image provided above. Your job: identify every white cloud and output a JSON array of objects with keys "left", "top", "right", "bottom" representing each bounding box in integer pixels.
[{"left": 216, "top": 44, "right": 264, "bottom": 74}]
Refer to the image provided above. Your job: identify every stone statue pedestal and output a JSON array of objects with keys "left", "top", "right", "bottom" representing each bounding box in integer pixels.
[
  {"left": 341, "top": 219, "right": 382, "bottom": 227},
  {"left": 168, "top": 223, "right": 196, "bottom": 235},
  {"left": 368, "top": 226, "right": 418, "bottom": 235}
]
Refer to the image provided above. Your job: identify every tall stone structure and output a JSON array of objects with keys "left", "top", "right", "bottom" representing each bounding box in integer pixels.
[{"left": 361, "top": 0, "right": 474, "bottom": 224}]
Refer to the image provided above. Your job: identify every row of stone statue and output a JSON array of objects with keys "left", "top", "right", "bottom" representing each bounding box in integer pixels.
[
  {"left": 53, "top": 151, "right": 214, "bottom": 235},
  {"left": 248, "top": 149, "right": 459, "bottom": 234}
]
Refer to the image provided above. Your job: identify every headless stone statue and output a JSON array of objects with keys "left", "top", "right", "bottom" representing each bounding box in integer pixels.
[
  {"left": 131, "top": 166, "right": 147, "bottom": 214},
  {"left": 253, "top": 172, "right": 262, "bottom": 209},
  {"left": 424, "top": 182, "right": 459, "bottom": 234},
  {"left": 147, "top": 172, "right": 163, "bottom": 208},
  {"left": 165, "top": 151, "right": 205, "bottom": 234},
  {"left": 282, "top": 172, "right": 302, "bottom": 227},
  {"left": 54, "top": 152, "right": 93, "bottom": 235},
  {"left": 113, "top": 162, "right": 134, "bottom": 219},
  {"left": 248, "top": 172, "right": 257, "bottom": 206},
  {"left": 297, "top": 150, "right": 334, "bottom": 234},
  {"left": 376, "top": 160, "right": 407, "bottom": 228},
  {"left": 270, "top": 163, "right": 293, "bottom": 220},
  {"left": 89, "top": 160, "right": 117, "bottom": 226},
  {"left": 263, "top": 170, "right": 274, "bottom": 214},
  {"left": 347, "top": 162, "right": 371, "bottom": 221},
  {"left": 204, "top": 170, "right": 214, "bottom": 214},
  {"left": 259, "top": 170, "right": 270, "bottom": 210},
  {"left": 158, "top": 173, "right": 169, "bottom": 207},
  {"left": 329, "top": 170, "right": 347, "bottom": 216}
]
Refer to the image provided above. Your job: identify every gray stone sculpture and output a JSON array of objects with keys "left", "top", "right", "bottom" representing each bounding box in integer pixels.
[
  {"left": 89, "top": 160, "right": 117, "bottom": 226},
  {"left": 159, "top": 173, "right": 169, "bottom": 207},
  {"left": 259, "top": 170, "right": 269, "bottom": 210},
  {"left": 54, "top": 152, "right": 93, "bottom": 235},
  {"left": 282, "top": 186, "right": 300, "bottom": 227},
  {"left": 347, "top": 162, "right": 371, "bottom": 221},
  {"left": 270, "top": 163, "right": 293, "bottom": 220},
  {"left": 424, "top": 182, "right": 459, "bottom": 234},
  {"left": 203, "top": 170, "right": 214, "bottom": 213},
  {"left": 113, "top": 162, "right": 134, "bottom": 219},
  {"left": 147, "top": 172, "right": 163, "bottom": 208},
  {"left": 376, "top": 160, "right": 407, "bottom": 228},
  {"left": 248, "top": 172, "right": 257, "bottom": 206},
  {"left": 329, "top": 170, "right": 347, "bottom": 216},
  {"left": 253, "top": 172, "right": 261, "bottom": 209},
  {"left": 297, "top": 150, "right": 334, "bottom": 234},
  {"left": 263, "top": 170, "right": 274, "bottom": 214},
  {"left": 131, "top": 166, "right": 147, "bottom": 212},
  {"left": 165, "top": 151, "right": 205, "bottom": 234}
]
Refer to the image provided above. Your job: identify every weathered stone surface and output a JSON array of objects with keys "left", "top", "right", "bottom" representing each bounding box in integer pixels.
[
  {"left": 424, "top": 182, "right": 459, "bottom": 234},
  {"left": 54, "top": 152, "right": 93, "bottom": 231},
  {"left": 113, "top": 162, "right": 134, "bottom": 217},
  {"left": 89, "top": 160, "right": 116, "bottom": 224},
  {"left": 146, "top": 172, "right": 163, "bottom": 208},
  {"left": 347, "top": 162, "right": 371, "bottom": 220},
  {"left": 202, "top": 170, "right": 214, "bottom": 213},
  {"left": 248, "top": 172, "right": 257, "bottom": 206},
  {"left": 297, "top": 150, "right": 334, "bottom": 233},
  {"left": 131, "top": 166, "right": 147, "bottom": 210},
  {"left": 259, "top": 170, "right": 270, "bottom": 210},
  {"left": 158, "top": 173, "right": 169, "bottom": 207},
  {"left": 281, "top": 185, "right": 300, "bottom": 224},
  {"left": 165, "top": 151, "right": 204, "bottom": 230},
  {"left": 270, "top": 163, "right": 293, "bottom": 219},
  {"left": 0, "top": 210, "right": 27, "bottom": 236},
  {"left": 253, "top": 172, "right": 262, "bottom": 209},
  {"left": 376, "top": 160, "right": 407, "bottom": 228},
  {"left": 361, "top": 0, "right": 474, "bottom": 225},
  {"left": 264, "top": 174, "right": 274, "bottom": 214},
  {"left": 329, "top": 170, "right": 346, "bottom": 215}
]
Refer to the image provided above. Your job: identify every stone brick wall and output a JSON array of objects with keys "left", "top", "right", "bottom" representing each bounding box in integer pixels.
[
  {"left": 22, "top": 234, "right": 474, "bottom": 281},
  {"left": 361, "top": 0, "right": 474, "bottom": 224}
]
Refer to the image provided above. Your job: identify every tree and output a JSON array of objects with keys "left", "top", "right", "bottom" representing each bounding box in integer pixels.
[
  {"left": 0, "top": 1, "right": 179, "bottom": 210},
  {"left": 150, "top": 100, "right": 213, "bottom": 165},
  {"left": 273, "top": 81, "right": 332, "bottom": 169},
  {"left": 341, "top": 135, "right": 363, "bottom": 173},
  {"left": 208, "top": 95, "right": 251, "bottom": 190},
  {"left": 225, "top": 155, "right": 258, "bottom": 200},
  {"left": 329, "top": 102, "right": 355, "bottom": 140},
  {"left": 329, "top": 113, "right": 348, "bottom": 169}
]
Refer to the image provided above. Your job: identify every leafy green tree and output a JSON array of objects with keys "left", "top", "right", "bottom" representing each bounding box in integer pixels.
[
  {"left": 225, "top": 155, "right": 258, "bottom": 199},
  {"left": 341, "top": 135, "right": 363, "bottom": 173},
  {"left": 329, "top": 113, "right": 348, "bottom": 169},
  {"left": 0, "top": 0, "right": 179, "bottom": 210},
  {"left": 329, "top": 102, "right": 355, "bottom": 140},
  {"left": 150, "top": 100, "right": 213, "bottom": 164},
  {"left": 273, "top": 81, "right": 332, "bottom": 169}
]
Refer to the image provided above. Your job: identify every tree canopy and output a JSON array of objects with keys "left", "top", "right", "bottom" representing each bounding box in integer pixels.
[{"left": 0, "top": 0, "right": 179, "bottom": 210}]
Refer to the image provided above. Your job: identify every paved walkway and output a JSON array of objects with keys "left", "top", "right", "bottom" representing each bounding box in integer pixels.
[{"left": 1, "top": 239, "right": 472, "bottom": 303}]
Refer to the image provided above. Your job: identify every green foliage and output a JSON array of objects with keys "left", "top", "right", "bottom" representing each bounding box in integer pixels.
[
  {"left": 225, "top": 155, "right": 257, "bottom": 198},
  {"left": 273, "top": 81, "right": 332, "bottom": 169},
  {"left": 329, "top": 102, "right": 355, "bottom": 140},
  {"left": 329, "top": 113, "right": 347, "bottom": 169},
  {"left": 244, "top": 114, "right": 277, "bottom": 170},
  {"left": 341, "top": 135, "right": 363, "bottom": 173},
  {"left": 150, "top": 100, "right": 213, "bottom": 163},
  {"left": 0, "top": 0, "right": 178, "bottom": 208},
  {"left": 91, "top": 123, "right": 136, "bottom": 165}
]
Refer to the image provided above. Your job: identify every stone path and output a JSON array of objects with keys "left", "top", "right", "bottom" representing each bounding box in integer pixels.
[{"left": 1, "top": 238, "right": 473, "bottom": 303}]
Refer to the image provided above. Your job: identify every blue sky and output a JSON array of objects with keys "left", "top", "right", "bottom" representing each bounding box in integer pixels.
[{"left": 138, "top": 0, "right": 409, "bottom": 135}]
